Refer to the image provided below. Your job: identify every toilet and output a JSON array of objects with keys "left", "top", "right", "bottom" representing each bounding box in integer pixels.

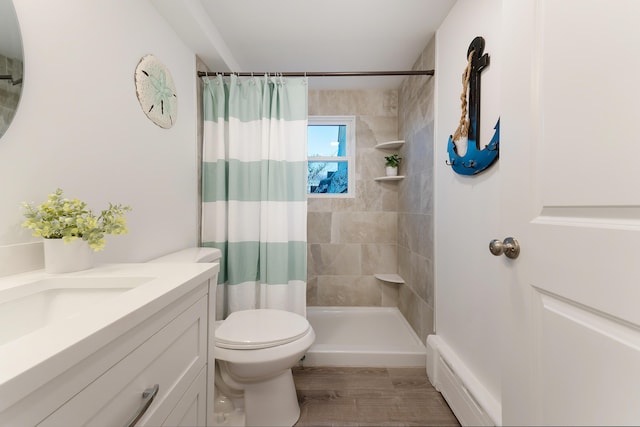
[{"left": 150, "top": 247, "right": 315, "bottom": 427}]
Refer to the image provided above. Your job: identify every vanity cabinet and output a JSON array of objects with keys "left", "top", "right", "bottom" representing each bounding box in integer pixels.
[
  {"left": 40, "top": 292, "right": 207, "bottom": 426},
  {"left": 1, "top": 280, "right": 210, "bottom": 427},
  {"left": 162, "top": 367, "right": 208, "bottom": 426}
]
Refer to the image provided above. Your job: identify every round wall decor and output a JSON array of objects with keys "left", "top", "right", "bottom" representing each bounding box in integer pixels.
[{"left": 134, "top": 54, "right": 177, "bottom": 129}]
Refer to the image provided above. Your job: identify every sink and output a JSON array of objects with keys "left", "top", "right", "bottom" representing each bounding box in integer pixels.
[{"left": 0, "top": 277, "right": 154, "bottom": 346}]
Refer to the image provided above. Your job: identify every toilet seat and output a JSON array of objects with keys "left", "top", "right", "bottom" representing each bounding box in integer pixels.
[{"left": 215, "top": 309, "right": 311, "bottom": 350}]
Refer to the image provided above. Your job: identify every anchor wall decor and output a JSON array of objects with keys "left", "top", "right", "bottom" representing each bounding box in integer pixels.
[{"left": 446, "top": 36, "right": 499, "bottom": 176}]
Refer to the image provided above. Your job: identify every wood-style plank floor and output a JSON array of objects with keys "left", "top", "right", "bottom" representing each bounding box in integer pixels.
[{"left": 292, "top": 367, "right": 460, "bottom": 427}]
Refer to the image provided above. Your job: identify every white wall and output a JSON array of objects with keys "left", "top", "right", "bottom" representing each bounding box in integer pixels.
[
  {"left": 0, "top": 0, "right": 199, "bottom": 274},
  {"left": 434, "top": 0, "right": 502, "bottom": 404}
]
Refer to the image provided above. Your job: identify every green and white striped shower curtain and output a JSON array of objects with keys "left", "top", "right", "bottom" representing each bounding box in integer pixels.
[{"left": 201, "top": 74, "right": 308, "bottom": 319}]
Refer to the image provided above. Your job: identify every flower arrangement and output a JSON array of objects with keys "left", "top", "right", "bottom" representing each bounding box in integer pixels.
[
  {"left": 22, "top": 188, "right": 131, "bottom": 251},
  {"left": 384, "top": 153, "right": 402, "bottom": 168}
]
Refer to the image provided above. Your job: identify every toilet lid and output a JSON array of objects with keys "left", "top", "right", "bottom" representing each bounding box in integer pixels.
[{"left": 215, "top": 309, "right": 311, "bottom": 350}]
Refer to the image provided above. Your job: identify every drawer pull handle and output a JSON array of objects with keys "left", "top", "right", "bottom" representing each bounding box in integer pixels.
[{"left": 124, "top": 384, "right": 159, "bottom": 427}]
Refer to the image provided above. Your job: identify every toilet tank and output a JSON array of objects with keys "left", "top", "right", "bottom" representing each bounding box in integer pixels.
[{"left": 149, "top": 247, "right": 222, "bottom": 263}]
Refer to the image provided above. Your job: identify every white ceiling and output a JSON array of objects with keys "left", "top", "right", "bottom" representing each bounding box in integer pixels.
[{"left": 152, "top": 0, "right": 456, "bottom": 90}]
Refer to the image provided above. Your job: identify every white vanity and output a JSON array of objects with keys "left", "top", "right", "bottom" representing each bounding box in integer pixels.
[{"left": 0, "top": 262, "right": 219, "bottom": 427}]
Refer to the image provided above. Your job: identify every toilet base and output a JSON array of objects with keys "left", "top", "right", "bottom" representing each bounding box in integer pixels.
[
  {"left": 212, "top": 408, "right": 245, "bottom": 427},
  {"left": 243, "top": 368, "right": 300, "bottom": 427}
]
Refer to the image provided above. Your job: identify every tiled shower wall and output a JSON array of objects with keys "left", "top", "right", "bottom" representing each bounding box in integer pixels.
[
  {"left": 306, "top": 90, "right": 401, "bottom": 307},
  {"left": 306, "top": 39, "right": 437, "bottom": 345},
  {"left": 397, "top": 39, "right": 436, "bottom": 343}
]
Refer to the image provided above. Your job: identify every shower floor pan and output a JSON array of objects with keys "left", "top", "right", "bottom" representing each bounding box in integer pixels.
[{"left": 304, "top": 306, "right": 426, "bottom": 368}]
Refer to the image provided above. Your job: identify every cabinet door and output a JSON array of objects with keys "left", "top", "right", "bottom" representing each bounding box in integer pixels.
[
  {"left": 40, "top": 296, "right": 207, "bottom": 427},
  {"left": 160, "top": 367, "right": 207, "bottom": 427}
]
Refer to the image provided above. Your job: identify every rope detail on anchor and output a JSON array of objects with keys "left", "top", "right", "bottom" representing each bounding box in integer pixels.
[{"left": 452, "top": 50, "right": 475, "bottom": 142}]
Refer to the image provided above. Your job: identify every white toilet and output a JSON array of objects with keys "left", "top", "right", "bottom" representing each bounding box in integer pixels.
[{"left": 150, "top": 247, "right": 315, "bottom": 427}]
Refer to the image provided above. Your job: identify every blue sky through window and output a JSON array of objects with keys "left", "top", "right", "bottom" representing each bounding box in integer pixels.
[
  {"left": 307, "top": 124, "right": 349, "bottom": 194},
  {"left": 307, "top": 125, "right": 345, "bottom": 157}
]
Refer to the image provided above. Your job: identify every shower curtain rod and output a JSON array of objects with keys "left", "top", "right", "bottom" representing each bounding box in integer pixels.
[{"left": 197, "top": 70, "right": 434, "bottom": 77}]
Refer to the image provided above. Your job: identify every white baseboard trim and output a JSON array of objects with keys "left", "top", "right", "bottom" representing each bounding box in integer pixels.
[{"left": 426, "top": 335, "right": 501, "bottom": 426}]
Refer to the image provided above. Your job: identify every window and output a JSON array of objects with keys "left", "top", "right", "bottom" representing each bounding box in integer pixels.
[{"left": 307, "top": 116, "right": 355, "bottom": 197}]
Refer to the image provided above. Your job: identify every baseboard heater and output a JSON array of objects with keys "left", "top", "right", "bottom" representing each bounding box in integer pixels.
[{"left": 426, "top": 335, "right": 501, "bottom": 426}]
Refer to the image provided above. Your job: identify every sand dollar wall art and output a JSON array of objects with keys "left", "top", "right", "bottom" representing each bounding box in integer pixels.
[{"left": 134, "top": 54, "right": 177, "bottom": 129}]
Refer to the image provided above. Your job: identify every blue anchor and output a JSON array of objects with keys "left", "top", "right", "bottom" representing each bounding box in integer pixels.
[{"left": 447, "top": 36, "right": 499, "bottom": 176}]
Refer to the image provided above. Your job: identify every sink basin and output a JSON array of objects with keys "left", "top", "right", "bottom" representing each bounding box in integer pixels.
[{"left": 0, "top": 277, "right": 154, "bottom": 346}]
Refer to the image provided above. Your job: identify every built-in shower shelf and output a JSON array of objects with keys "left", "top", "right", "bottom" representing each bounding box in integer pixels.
[
  {"left": 375, "top": 140, "right": 404, "bottom": 181},
  {"left": 374, "top": 274, "right": 405, "bottom": 284},
  {"left": 374, "top": 140, "right": 405, "bottom": 150},
  {"left": 374, "top": 176, "right": 405, "bottom": 181}
]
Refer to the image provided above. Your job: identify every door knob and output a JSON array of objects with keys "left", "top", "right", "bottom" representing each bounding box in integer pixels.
[{"left": 489, "top": 237, "right": 520, "bottom": 259}]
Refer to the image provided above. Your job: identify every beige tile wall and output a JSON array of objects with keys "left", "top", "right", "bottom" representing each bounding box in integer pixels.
[
  {"left": 397, "top": 39, "right": 437, "bottom": 343},
  {"left": 307, "top": 90, "right": 401, "bottom": 307},
  {"left": 306, "top": 39, "right": 436, "bottom": 344}
]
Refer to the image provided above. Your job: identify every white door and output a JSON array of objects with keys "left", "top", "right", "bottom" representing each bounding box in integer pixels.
[{"left": 500, "top": 1, "right": 640, "bottom": 425}]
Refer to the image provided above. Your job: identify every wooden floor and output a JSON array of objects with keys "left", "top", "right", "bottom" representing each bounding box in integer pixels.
[{"left": 292, "top": 367, "right": 460, "bottom": 427}]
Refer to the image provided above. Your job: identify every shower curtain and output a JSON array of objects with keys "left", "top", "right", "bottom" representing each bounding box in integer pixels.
[{"left": 201, "top": 74, "right": 308, "bottom": 319}]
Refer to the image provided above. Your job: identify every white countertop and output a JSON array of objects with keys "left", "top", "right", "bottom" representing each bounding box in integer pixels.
[{"left": 0, "top": 262, "right": 218, "bottom": 412}]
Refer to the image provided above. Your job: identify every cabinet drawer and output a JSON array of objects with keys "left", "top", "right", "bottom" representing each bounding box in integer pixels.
[
  {"left": 40, "top": 296, "right": 207, "bottom": 427},
  {"left": 162, "top": 366, "right": 207, "bottom": 427}
]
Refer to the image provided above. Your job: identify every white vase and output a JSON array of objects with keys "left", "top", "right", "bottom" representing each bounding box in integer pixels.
[
  {"left": 43, "top": 238, "right": 94, "bottom": 273},
  {"left": 386, "top": 166, "right": 398, "bottom": 176}
]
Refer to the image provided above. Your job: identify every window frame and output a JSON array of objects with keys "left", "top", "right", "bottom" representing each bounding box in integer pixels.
[{"left": 307, "top": 115, "right": 356, "bottom": 198}]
